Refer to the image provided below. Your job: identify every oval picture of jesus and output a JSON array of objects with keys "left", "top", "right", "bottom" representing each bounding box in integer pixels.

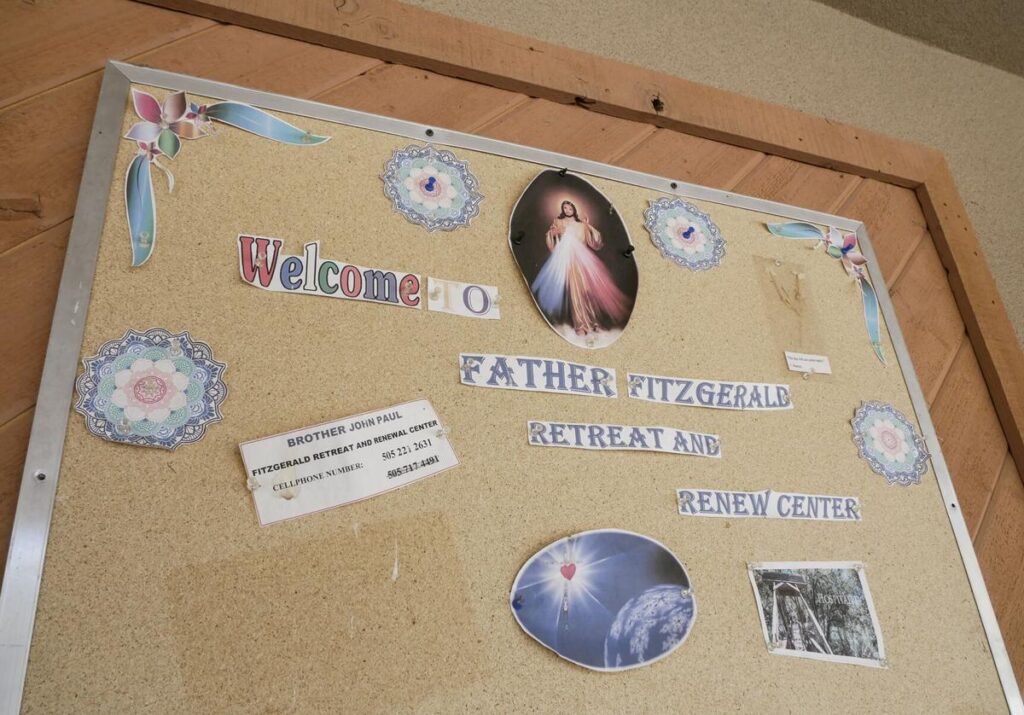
[{"left": 510, "top": 170, "right": 638, "bottom": 349}]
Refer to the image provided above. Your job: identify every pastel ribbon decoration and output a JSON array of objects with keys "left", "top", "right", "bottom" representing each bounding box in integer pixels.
[
  {"left": 766, "top": 222, "right": 885, "bottom": 364},
  {"left": 123, "top": 89, "right": 329, "bottom": 266}
]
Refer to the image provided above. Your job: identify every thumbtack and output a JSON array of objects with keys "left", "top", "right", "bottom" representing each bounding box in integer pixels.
[
  {"left": 774, "top": 259, "right": 783, "bottom": 267},
  {"left": 435, "top": 426, "right": 450, "bottom": 439},
  {"left": 679, "top": 492, "right": 694, "bottom": 504},
  {"left": 168, "top": 337, "right": 182, "bottom": 357},
  {"left": 429, "top": 285, "right": 442, "bottom": 300},
  {"left": 462, "top": 356, "right": 481, "bottom": 369},
  {"left": 585, "top": 335, "right": 596, "bottom": 348},
  {"left": 512, "top": 231, "right": 525, "bottom": 245},
  {"left": 599, "top": 375, "right": 613, "bottom": 388},
  {"left": 622, "top": 246, "right": 636, "bottom": 258},
  {"left": 512, "top": 594, "right": 524, "bottom": 610},
  {"left": 680, "top": 587, "right": 692, "bottom": 598},
  {"left": 628, "top": 376, "right": 643, "bottom": 390},
  {"left": 558, "top": 167, "right": 568, "bottom": 177},
  {"left": 801, "top": 370, "right": 812, "bottom": 381},
  {"left": 246, "top": 475, "right": 261, "bottom": 491},
  {"left": 530, "top": 423, "right": 545, "bottom": 436}
]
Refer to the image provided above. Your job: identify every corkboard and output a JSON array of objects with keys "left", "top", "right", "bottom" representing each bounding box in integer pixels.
[{"left": 20, "top": 79, "right": 1007, "bottom": 712}]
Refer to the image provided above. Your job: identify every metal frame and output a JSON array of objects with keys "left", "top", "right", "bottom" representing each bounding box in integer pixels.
[{"left": 0, "top": 61, "right": 1019, "bottom": 713}]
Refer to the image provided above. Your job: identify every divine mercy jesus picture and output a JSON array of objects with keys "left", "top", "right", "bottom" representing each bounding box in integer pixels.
[{"left": 509, "top": 170, "right": 638, "bottom": 349}]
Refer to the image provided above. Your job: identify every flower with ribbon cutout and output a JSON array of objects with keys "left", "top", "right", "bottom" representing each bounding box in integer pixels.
[
  {"left": 381, "top": 144, "right": 483, "bottom": 231},
  {"left": 643, "top": 197, "right": 725, "bottom": 270},
  {"left": 122, "top": 87, "right": 330, "bottom": 267},
  {"left": 851, "top": 401, "right": 928, "bottom": 486},
  {"left": 74, "top": 328, "right": 227, "bottom": 450},
  {"left": 765, "top": 221, "right": 885, "bottom": 364}
]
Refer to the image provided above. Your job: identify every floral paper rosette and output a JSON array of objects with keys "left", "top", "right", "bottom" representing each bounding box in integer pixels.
[
  {"left": 643, "top": 197, "right": 725, "bottom": 271},
  {"left": 851, "top": 401, "right": 928, "bottom": 486},
  {"left": 381, "top": 144, "right": 482, "bottom": 231},
  {"left": 74, "top": 328, "right": 227, "bottom": 450}
]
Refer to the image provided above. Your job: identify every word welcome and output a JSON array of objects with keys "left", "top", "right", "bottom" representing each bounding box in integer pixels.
[
  {"left": 628, "top": 372, "right": 792, "bottom": 411},
  {"left": 677, "top": 488, "right": 860, "bottom": 521},
  {"left": 238, "top": 236, "right": 498, "bottom": 318},
  {"left": 460, "top": 354, "right": 617, "bottom": 398},
  {"left": 529, "top": 420, "right": 721, "bottom": 458}
]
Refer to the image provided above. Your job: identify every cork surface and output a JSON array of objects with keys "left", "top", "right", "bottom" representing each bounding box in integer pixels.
[{"left": 21, "top": 85, "right": 1005, "bottom": 712}]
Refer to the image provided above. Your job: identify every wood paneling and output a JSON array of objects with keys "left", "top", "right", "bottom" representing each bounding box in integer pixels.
[
  {"left": 480, "top": 99, "right": 655, "bottom": 163},
  {"left": 889, "top": 238, "right": 966, "bottom": 400},
  {"left": 931, "top": 340, "right": 1008, "bottom": 535},
  {"left": 976, "top": 454, "right": 1024, "bottom": 684},
  {"left": 837, "top": 179, "right": 928, "bottom": 286},
  {"left": 0, "top": 222, "right": 70, "bottom": 426},
  {"left": 732, "top": 155, "right": 861, "bottom": 213},
  {"left": 616, "top": 128, "right": 764, "bottom": 190},
  {"left": 0, "top": 0, "right": 214, "bottom": 110},
  {"left": 317, "top": 63, "right": 527, "bottom": 132}
]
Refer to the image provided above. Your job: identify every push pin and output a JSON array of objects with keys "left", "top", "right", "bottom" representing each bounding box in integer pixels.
[
  {"left": 585, "top": 335, "right": 596, "bottom": 348},
  {"left": 622, "top": 246, "right": 636, "bottom": 258},
  {"left": 680, "top": 587, "right": 691, "bottom": 598},
  {"left": 512, "top": 230, "right": 525, "bottom": 245},
  {"left": 558, "top": 167, "right": 568, "bottom": 177},
  {"left": 168, "top": 337, "right": 182, "bottom": 357},
  {"left": 138, "top": 232, "right": 151, "bottom": 247},
  {"left": 118, "top": 415, "right": 130, "bottom": 432},
  {"left": 801, "top": 368, "right": 813, "bottom": 381},
  {"left": 512, "top": 594, "right": 524, "bottom": 610},
  {"left": 461, "top": 356, "right": 481, "bottom": 370},
  {"left": 435, "top": 425, "right": 450, "bottom": 439},
  {"left": 246, "top": 475, "right": 261, "bottom": 492},
  {"left": 599, "top": 375, "right": 613, "bottom": 388},
  {"left": 629, "top": 376, "right": 643, "bottom": 390},
  {"left": 280, "top": 489, "right": 296, "bottom": 501},
  {"left": 529, "top": 423, "right": 545, "bottom": 436},
  {"left": 429, "top": 284, "right": 443, "bottom": 300},
  {"left": 679, "top": 492, "right": 694, "bottom": 504},
  {"left": 256, "top": 252, "right": 267, "bottom": 269},
  {"left": 774, "top": 259, "right": 783, "bottom": 267}
]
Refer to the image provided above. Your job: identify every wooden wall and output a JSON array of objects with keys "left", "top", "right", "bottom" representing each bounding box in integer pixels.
[{"left": 1, "top": 0, "right": 1021, "bottom": 686}]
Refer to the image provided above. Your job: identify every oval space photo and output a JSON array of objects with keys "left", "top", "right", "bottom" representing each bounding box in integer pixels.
[
  {"left": 509, "top": 170, "right": 638, "bottom": 349},
  {"left": 509, "top": 529, "right": 696, "bottom": 671}
]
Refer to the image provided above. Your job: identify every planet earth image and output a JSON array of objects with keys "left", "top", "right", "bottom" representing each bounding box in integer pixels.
[
  {"left": 510, "top": 529, "right": 696, "bottom": 671},
  {"left": 604, "top": 584, "right": 695, "bottom": 668}
]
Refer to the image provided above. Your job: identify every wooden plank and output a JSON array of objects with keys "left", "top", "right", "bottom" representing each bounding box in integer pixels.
[
  {"left": 889, "top": 238, "right": 966, "bottom": 400},
  {"left": 615, "top": 128, "right": 764, "bottom": 191},
  {"left": 0, "top": 410, "right": 33, "bottom": 579},
  {"left": 836, "top": 179, "right": 928, "bottom": 286},
  {"left": 480, "top": 99, "right": 657, "bottom": 163},
  {"left": 0, "top": 24, "right": 381, "bottom": 255},
  {"left": 732, "top": 155, "right": 861, "bottom": 213},
  {"left": 316, "top": 63, "right": 527, "bottom": 132},
  {"left": 975, "top": 453, "right": 1024, "bottom": 683},
  {"left": 139, "top": 0, "right": 943, "bottom": 185},
  {"left": 931, "top": 340, "right": 1008, "bottom": 536},
  {"left": 0, "top": 223, "right": 70, "bottom": 427},
  {"left": 918, "top": 160, "right": 1024, "bottom": 483},
  {"left": 0, "top": 0, "right": 215, "bottom": 110}
]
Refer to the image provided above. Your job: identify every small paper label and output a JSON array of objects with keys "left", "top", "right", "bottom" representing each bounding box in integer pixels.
[
  {"left": 427, "top": 277, "right": 500, "bottom": 319},
  {"left": 627, "top": 372, "right": 791, "bottom": 411},
  {"left": 241, "top": 400, "right": 458, "bottom": 526},
  {"left": 678, "top": 488, "right": 860, "bottom": 521},
  {"left": 785, "top": 351, "right": 832, "bottom": 375},
  {"left": 460, "top": 354, "right": 617, "bottom": 398},
  {"left": 529, "top": 420, "right": 720, "bottom": 458}
]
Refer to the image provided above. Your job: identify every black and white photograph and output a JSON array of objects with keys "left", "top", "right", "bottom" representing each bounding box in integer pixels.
[{"left": 748, "top": 562, "right": 884, "bottom": 668}]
